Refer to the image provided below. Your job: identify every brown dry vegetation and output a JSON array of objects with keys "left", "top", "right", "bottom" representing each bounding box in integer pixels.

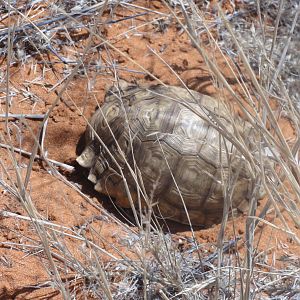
[{"left": 0, "top": 0, "right": 299, "bottom": 299}]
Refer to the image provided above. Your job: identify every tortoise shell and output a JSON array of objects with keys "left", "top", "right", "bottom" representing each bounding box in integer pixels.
[{"left": 77, "top": 81, "right": 258, "bottom": 226}]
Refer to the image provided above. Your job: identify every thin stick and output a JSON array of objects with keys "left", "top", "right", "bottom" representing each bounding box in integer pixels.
[
  {"left": 39, "top": 117, "right": 48, "bottom": 156},
  {"left": 0, "top": 143, "right": 74, "bottom": 171},
  {"left": 0, "top": 210, "right": 71, "bottom": 230},
  {"left": 0, "top": 113, "right": 45, "bottom": 119}
]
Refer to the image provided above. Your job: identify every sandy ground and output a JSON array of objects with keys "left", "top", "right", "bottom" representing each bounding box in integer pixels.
[{"left": 0, "top": 1, "right": 299, "bottom": 299}]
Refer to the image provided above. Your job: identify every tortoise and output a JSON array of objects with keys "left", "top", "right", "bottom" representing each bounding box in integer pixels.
[{"left": 77, "top": 81, "right": 261, "bottom": 226}]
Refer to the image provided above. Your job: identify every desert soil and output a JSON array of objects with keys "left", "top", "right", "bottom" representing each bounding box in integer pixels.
[{"left": 0, "top": 1, "right": 299, "bottom": 299}]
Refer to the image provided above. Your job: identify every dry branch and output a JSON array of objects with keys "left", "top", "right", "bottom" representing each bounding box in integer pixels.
[{"left": 0, "top": 142, "right": 74, "bottom": 171}]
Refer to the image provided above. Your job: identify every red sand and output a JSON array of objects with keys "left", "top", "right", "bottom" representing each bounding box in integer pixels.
[{"left": 0, "top": 1, "right": 299, "bottom": 298}]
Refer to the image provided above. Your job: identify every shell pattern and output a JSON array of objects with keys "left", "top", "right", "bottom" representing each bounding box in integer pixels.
[{"left": 77, "top": 81, "right": 258, "bottom": 226}]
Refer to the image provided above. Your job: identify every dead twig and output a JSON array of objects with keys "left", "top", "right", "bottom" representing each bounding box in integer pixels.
[
  {"left": 0, "top": 143, "right": 74, "bottom": 171},
  {"left": 0, "top": 113, "right": 45, "bottom": 120}
]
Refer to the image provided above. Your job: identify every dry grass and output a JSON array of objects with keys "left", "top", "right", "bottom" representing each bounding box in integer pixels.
[{"left": 0, "top": 0, "right": 299, "bottom": 299}]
